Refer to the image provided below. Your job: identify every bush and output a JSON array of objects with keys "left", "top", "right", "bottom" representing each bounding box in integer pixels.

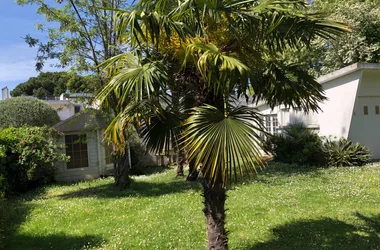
[
  {"left": 264, "top": 123, "right": 327, "bottom": 166},
  {"left": 0, "top": 97, "right": 60, "bottom": 128},
  {"left": 323, "top": 137, "right": 371, "bottom": 167},
  {"left": 0, "top": 127, "right": 67, "bottom": 198}
]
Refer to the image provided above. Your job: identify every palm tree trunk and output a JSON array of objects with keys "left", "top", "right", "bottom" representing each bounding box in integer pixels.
[
  {"left": 176, "top": 149, "right": 185, "bottom": 176},
  {"left": 114, "top": 150, "right": 130, "bottom": 189},
  {"left": 186, "top": 158, "right": 198, "bottom": 181},
  {"left": 202, "top": 179, "right": 228, "bottom": 250}
]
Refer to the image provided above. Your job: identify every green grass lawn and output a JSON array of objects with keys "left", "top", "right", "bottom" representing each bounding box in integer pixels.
[{"left": 1, "top": 163, "right": 380, "bottom": 250}]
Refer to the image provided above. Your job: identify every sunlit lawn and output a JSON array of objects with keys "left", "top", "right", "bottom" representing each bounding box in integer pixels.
[{"left": 1, "top": 163, "right": 380, "bottom": 249}]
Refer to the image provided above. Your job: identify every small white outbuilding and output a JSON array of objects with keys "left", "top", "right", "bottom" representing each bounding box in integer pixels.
[
  {"left": 53, "top": 111, "right": 118, "bottom": 182},
  {"left": 255, "top": 63, "right": 380, "bottom": 159}
]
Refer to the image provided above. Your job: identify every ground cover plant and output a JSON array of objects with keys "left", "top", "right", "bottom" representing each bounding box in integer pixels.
[{"left": 1, "top": 163, "right": 380, "bottom": 249}]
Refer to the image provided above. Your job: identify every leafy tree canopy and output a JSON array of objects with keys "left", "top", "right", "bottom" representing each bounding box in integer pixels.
[
  {"left": 292, "top": 0, "right": 380, "bottom": 76},
  {"left": 17, "top": 0, "right": 129, "bottom": 73},
  {"left": 10, "top": 72, "right": 102, "bottom": 97},
  {"left": 0, "top": 97, "right": 60, "bottom": 128}
]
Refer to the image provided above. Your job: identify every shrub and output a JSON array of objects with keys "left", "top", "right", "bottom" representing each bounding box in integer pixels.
[
  {"left": 264, "top": 123, "right": 327, "bottom": 166},
  {"left": 323, "top": 137, "right": 371, "bottom": 167},
  {"left": 0, "top": 127, "right": 67, "bottom": 198},
  {"left": 0, "top": 97, "right": 60, "bottom": 128}
]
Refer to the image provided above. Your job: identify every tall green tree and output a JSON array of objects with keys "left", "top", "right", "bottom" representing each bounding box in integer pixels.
[
  {"left": 291, "top": 0, "right": 380, "bottom": 76},
  {"left": 10, "top": 72, "right": 101, "bottom": 97},
  {"left": 315, "top": 0, "right": 380, "bottom": 75},
  {"left": 95, "top": 0, "right": 348, "bottom": 248},
  {"left": 17, "top": 0, "right": 130, "bottom": 73}
]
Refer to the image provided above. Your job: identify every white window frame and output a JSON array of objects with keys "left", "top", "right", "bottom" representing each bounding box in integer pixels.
[{"left": 264, "top": 114, "right": 279, "bottom": 135}]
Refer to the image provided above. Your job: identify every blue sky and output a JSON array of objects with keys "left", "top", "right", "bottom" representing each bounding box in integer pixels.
[{"left": 0, "top": 1, "right": 58, "bottom": 98}]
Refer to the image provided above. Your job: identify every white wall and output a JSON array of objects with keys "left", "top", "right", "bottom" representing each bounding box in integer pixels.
[
  {"left": 47, "top": 100, "right": 76, "bottom": 121},
  {"left": 349, "top": 69, "right": 380, "bottom": 159},
  {"left": 318, "top": 71, "right": 362, "bottom": 138}
]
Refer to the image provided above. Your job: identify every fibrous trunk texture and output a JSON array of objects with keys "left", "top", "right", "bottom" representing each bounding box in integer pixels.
[
  {"left": 186, "top": 158, "right": 199, "bottom": 181},
  {"left": 114, "top": 150, "right": 130, "bottom": 189},
  {"left": 202, "top": 179, "right": 228, "bottom": 250},
  {"left": 176, "top": 149, "right": 186, "bottom": 176}
]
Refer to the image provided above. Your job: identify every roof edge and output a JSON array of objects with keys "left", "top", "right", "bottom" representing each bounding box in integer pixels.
[{"left": 317, "top": 63, "right": 380, "bottom": 84}]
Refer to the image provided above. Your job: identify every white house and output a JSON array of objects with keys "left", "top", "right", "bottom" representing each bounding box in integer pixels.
[
  {"left": 255, "top": 63, "right": 380, "bottom": 159},
  {"left": 53, "top": 110, "right": 120, "bottom": 182},
  {"left": 41, "top": 92, "right": 94, "bottom": 120}
]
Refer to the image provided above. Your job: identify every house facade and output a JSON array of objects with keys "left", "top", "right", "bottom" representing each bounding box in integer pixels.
[
  {"left": 53, "top": 111, "right": 121, "bottom": 182},
  {"left": 255, "top": 63, "right": 380, "bottom": 159}
]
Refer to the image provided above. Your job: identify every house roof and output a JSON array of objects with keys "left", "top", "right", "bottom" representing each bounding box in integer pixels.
[
  {"left": 317, "top": 63, "right": 380, "bottom": 84},
  {"left": 53, "top": 110, "right": 107, "bottom": 132}
]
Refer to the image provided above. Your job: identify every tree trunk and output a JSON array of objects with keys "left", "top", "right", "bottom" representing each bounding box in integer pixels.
[
  {"left": 186, "top": 158, "right": 199, "bottom": 181},
  {"left": 176, "top": 149, "right": 185, "bottom": 176},
  {"left": 202, "top": 179, "right": 228, "bottom": 250},
  {"left": 114, "top": 150, "right": 130, "bottom": 189}
]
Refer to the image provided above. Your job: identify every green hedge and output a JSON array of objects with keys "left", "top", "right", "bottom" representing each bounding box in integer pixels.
[
  {"left": 0, "top": 97, "right": 60, "bottom": 128},
  {"left": 0, "top": 127, "right": 67, "bottom": 198}
]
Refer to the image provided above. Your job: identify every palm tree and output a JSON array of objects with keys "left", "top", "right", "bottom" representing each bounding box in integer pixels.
[{"left": 96, "top": 0, "right": 348, "bottom": 248}]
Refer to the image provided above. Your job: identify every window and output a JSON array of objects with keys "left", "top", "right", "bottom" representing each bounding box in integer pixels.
[
  {"left": 272, "top": 116, "right": 279, "bottom": 134},
  {"left": 104, "top": 143, "right": 114, "bottom": 164},
  {"left": 376, "top": 106, "right": 380, "bottom": 115},
  {"left": 264, "top": 115, "right": 279, "bottom": 135},
  {"left": 65, "top": 134, "right": 88, "bottom": 169},
  {"left": 364, "top": 106, "right": 368, "bottom": 115},
  {"left": 74, "top": 106, "right": 81, "bottom": 113},
  {"left": 265, "top": 116, "right": 271, "bottom": 132}
]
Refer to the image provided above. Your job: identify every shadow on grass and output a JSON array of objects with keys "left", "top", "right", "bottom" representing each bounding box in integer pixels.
[
  {"left": 0, "top": 188, "right": 47, "bottom": 249},
  {"left": 7, "top": 234, "right": 104, "bottom": 250},
  {"left": 130, "top": 165, "right": 173, "bottom": 176},
  {"left": 243, "top": 213, "right": 380, "bottom": 250},
  {"left": 55, "top": 178, "right": 202, "bottom": 199},
  {"left": 1, "top": 188, "right": 105, "bottom": 250}
]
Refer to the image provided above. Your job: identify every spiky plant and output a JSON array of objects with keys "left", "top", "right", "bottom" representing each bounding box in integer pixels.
[{"left": 324, "top": 137, "right": 371, "bottom": 167}]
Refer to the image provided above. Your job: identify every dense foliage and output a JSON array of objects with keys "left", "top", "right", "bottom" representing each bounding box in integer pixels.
[
  {"left": 313, "top": 1, "right": 380, "bottom": 75},
  {"left": 323, "top": 137, "right": 372, "bottom": 167},
  {"left": 0, "top": 97, "right": 60, "bottom": 128},
  {"left": 287, "top": 0, "right": 380, "bottom": 77},
  {"left": 10, "top": 72, "right": 102, "bottom": 97},
  {"left": 265, "top": 123, "right": 372, "bottom": 167},
  {"left": 0, "top": 127, "right": 66, "bottom": 198},
  {"left": 264, "top": 123, "right": 327, "bottom": 166}
]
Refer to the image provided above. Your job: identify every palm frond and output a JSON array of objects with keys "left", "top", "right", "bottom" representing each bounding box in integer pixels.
[
  {"left": 140, "top": 109, "right": 182, "bottom": 154},
  {"left": 114, "top": 8, "right": 190, "bottom": 50},
  {"left": 104, "top": 99, "right": 153, "bottom": 149},
  {"left": 184, "top": 42, "right": 250, "bottom": 95},
  {"left": 182, "top": 105, "right": 265, "bottom": 185},
  {"left": 249, "top": 59, "right": 326, "bottom": 112},
  {"left": 96, "top": 54, "right": 168, "bottom": 106}
]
